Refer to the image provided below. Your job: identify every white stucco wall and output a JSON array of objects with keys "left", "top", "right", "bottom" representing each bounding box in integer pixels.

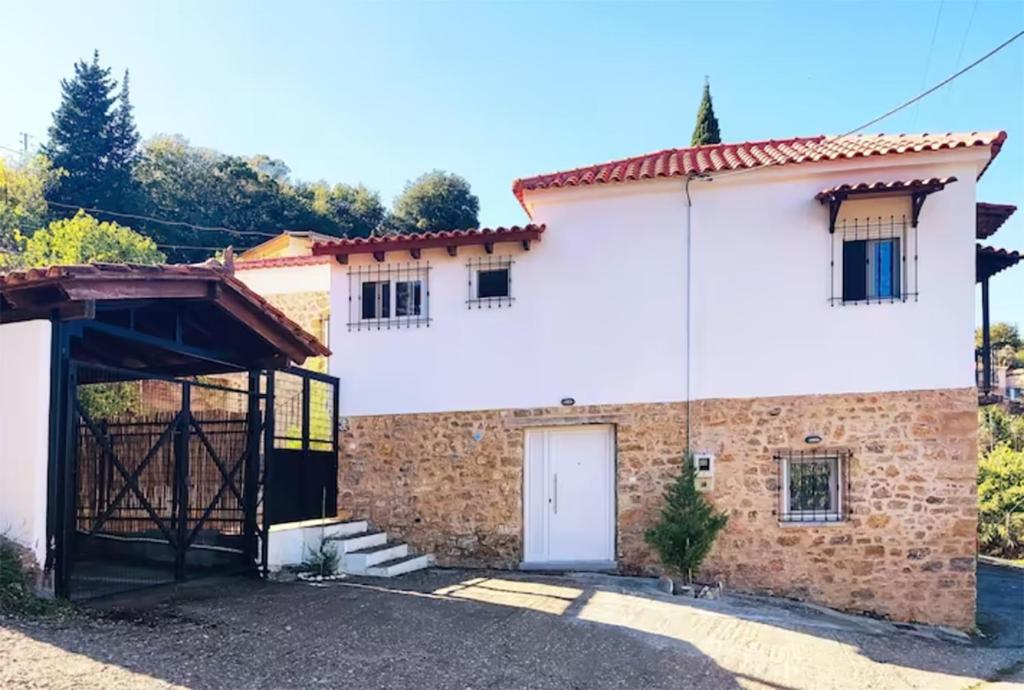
[
  {"left": 234, "top": 149, "right": 984, "bottom": 417},
  {"left": 0, "top": 319, "right": 52, "bottom": 567},
  {"left": 234, "top": 261, "right": 332, "bottom": 295}
]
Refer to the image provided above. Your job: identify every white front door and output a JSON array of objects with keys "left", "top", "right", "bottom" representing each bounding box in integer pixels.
[{"left": 523, "top": 425, "right": 615, "bottom": 567}]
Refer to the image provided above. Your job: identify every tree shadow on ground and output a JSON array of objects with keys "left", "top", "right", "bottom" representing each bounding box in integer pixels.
[{"left": 1, "top": 563, "right": 1022, "bottom": 689}]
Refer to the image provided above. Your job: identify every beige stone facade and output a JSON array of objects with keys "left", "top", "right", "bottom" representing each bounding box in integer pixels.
[
  {"left": 262, "top": 291, "right": 330, "bottom": 373},
  {"left": 339, "top": 388, "right": 978, "bottom": 629}
]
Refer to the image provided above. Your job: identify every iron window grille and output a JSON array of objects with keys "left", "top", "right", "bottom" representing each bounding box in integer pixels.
[
  {"left": 347, "top": 262, "right": 431, "bottom": 331},
  {"left": 830, "top": 216, "right": 918, "bottom": 306},
  {"left": 775, "top": 449, "right": 851, "bottom": 523},
  {"left": 467, "top": 255, "right": 514, "bottom": 308}
]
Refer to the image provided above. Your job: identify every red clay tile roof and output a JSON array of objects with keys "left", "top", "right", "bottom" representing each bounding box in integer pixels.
[
  {"left": 977, "top": 202, "right": 1017, "bottom": 240},
  {"left": 235, "top": 255, "right": 333, "bottom": 270},
  {"left": 814, "top": 177, "right": 957, "bottom": 202},
  {"left": 0, "top": 261, "right": 330, "bottom": 358},
  {"left": 311, "top": 225, "right": 545, "bottom": 257},
  {"left": 977, "top": 244, "right": 1022, "bottom": 282},
  {"left": 513, "top": 131, "right": 1007, "bottom": 211}
]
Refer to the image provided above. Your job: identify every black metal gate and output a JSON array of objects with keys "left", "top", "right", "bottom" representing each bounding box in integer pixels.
[
  {"left": 65, "top": 364, "right": 261, "bottom": 599},
  {"left": 263, "top": 368, "right": 340, "bottom": 528},
  {"left": 60, "top": 363, "right": 340, "bottom": 598}
]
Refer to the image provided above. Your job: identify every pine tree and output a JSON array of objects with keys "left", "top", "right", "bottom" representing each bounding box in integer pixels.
[
  {"left": 44, "top": 51, "right": 139, "bottom": 216},
  {"left": 107, "top": 69, "right": 141, "bottom": 207},
  {"left": 690, "top": 78, "right": 722, "bottom": 146},
  {"left": 645, "top": 454, "right": 729, "bottom": 583}
]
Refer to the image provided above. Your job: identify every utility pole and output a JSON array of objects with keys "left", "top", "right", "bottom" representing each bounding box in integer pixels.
[{"left": 18, "top": 132, "right": 30, "bottom": 156}]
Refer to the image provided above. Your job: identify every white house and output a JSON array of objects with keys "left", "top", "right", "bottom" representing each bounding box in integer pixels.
[{"left": 235, "top": 131, "right": 1020, "bottom": 629}]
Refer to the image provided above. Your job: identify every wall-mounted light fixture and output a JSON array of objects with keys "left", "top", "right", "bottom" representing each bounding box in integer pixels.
[{"left": 804, "top": 434, "right": 823, "bottom": 445}]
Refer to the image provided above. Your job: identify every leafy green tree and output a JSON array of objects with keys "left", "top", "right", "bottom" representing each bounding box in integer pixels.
[
  {"left": 391, "top": 170, "right": 480, "bottom": 233},
  {"left": 133, "top": 136, "right": 320, "bottom": 260},
  {"left": 979, "top": 406, "right": 1024, "bottom": 454},
  {"left": 0, "top": 155, "right": 61, "bottom": 250},
  {"left": 308, "top": 182, "right": 385, "bottom": 238},
  {"left": 976, "top": 322, "right": 1021, "bottom": 351},
  {"left": 43, "top": 51, "right": 140, "bottom": 217},
  {"left": 4, "top": 209, "right": 164, "bottom": 268},
  {"left": 691, "top": 78, "right": 721, "bottom": 146},
  {"left": 645, "top": 455, "right": 729, "bottom": 582},
  {"left": 978, "top": 445, "right": 1024, "bottom": 559}
]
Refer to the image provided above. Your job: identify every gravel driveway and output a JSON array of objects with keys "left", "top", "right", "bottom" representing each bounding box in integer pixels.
[{"left": 2, "top": 566, "right": 1022, "bottom": 690}]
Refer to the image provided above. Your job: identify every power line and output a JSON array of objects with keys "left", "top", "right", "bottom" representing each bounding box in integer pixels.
[
  {"left": 840, "top": 28, "right": 1024, "bottom": 136},
  {"left": 692, "top": 29, "right": 1023, "bottom": 188},
  {"left": 914, "top": 0, "right": 945, "bottom": 125},
  {"left": 44, "top": 199, "right": 280, "bottom": 239}
]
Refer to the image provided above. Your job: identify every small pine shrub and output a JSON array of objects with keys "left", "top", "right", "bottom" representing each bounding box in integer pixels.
[
  {"left": 300, "top": 539, "right": 340, "bottom": 577},
  {"left": 645, "top": 455, "right": 729, "bottom": 583}
]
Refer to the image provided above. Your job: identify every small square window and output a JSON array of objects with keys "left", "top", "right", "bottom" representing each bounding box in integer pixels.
[
  {"left": 843, "top": 238, "right": 901, "bottom": 302},
  {"left": 477, "top": 269, "right": 510, "bottom": 299},
  {"left": 777, "top": 450, "right": 849, "bottom": 523},
  {"left": 467, "top": 256, "right": 514, "bottom": 308}
]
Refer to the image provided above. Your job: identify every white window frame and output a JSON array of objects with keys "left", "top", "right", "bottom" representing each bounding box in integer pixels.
[
  {"left": 467, "top": 256, "right": 514, "bottom": 308},
  {"left": 349, "top": 263, "right": 430, "bottom": 331},
  {"left": 780, "top": 453, "right": 844, "bottom": 523}
]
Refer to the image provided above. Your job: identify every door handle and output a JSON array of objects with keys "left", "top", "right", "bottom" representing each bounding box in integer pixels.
[{"left": 553, "top": 473, "right": 558, "bottom": 515}]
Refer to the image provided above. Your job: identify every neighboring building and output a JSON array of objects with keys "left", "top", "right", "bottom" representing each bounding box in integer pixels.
[{"left": 235, "top": 131, "right": 1021, "bottom": 630}]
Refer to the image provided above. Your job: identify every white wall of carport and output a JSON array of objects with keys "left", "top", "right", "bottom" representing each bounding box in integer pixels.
[
  {"left": 316, "top": 148, "right": 983, "bottom": 416},
  {"left": 0, "top": 319, "right": 52, "bottom": 567}
]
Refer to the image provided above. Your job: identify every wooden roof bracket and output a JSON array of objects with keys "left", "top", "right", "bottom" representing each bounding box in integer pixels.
[
  {"left": 910, "top": 191, "right": 928, "bottom": 228},
  {"left": 826, "top": 193, "right": 846, "bottom": 234}
]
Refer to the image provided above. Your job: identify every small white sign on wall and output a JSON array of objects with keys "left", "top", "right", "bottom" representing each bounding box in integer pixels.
[{"left": 694, "top": 452, "right": 715, "bottom": 493}]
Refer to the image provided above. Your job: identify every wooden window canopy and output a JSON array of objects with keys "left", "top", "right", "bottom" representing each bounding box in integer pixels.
[
  {"left": 977, "top": 244, "right": 1022, "bottom": 283},
  {"left": 311, "top": 225, "right": 545, "bottom": 263},
  {"left": 815, "top": 177, "right": 957, "bottom": 233}
]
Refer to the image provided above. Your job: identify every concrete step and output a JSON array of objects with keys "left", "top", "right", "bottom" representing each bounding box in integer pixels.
[
  {"left": 365, "top": 553, "right": 435, "bottom": 578},
  {"left": 328, "top": 531, "right": 387, "bottom": 554},
  {"left": 322, "top": 520, "right": 369, "bottom": 540},
  {"left": 341, "top": 542, "right": 410, "bottom": 574}
]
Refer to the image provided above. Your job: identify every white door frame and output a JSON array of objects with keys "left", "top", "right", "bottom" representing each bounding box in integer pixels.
[{"left": 521, "top": 424, "right": 616, "bottom": 571}]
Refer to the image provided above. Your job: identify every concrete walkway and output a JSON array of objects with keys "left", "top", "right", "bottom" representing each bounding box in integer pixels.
[{"left": 1, "top": 565, "right": 1022, "bottom": 689}]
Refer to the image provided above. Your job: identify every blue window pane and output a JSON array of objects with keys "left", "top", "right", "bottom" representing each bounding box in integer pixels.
[{"left": 875, "top": 241, "right": 893, "bottom": 297}]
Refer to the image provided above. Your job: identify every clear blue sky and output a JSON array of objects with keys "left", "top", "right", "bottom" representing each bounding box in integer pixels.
[{"left": 2, "top": 1, "right": 1022, "bottom": 323}]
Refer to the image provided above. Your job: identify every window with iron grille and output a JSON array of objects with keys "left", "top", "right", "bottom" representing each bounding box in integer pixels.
[
  {"left": 467, "top": 256, "right": 513, "bottom": 308},
  {"left": 831, "top": 216, "right": 917, "bottom": 305},
  {"left": 775, "top": 449, "right": 850, "bottom": 523},
  {"left": 347, "top": 262, "right": 430, "bottom": 331}
]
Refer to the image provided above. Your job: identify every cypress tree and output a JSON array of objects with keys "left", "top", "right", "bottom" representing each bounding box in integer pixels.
[
  {"left": 690, "top": 78, "right": 722, "bottom": 146},
  {"left": 645, "top": 454, "right": 729, "bottom": 583},
  {"left": 107, "top": 69, "right": 141, "bottom": 208},
  {"left": 44, "top": 51, "right": 139, "bottom": 217}
]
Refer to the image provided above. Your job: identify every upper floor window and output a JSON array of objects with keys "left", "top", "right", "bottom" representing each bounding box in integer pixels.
[
  {"left": 348, "top": 263, "right": 430, "bottom": 331},
  {"left": 843, "top": 237, "right": 901, "bottom": 302},
  {"left": 467, "top": 256, "right": 514, "bottom": 308},
  {"left": 831, "top": 216, "right": 917, "bottom": 305}
]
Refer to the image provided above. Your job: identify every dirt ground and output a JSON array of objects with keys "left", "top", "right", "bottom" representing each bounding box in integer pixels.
[{"left": 1, "top": 565, "right": 1022, "bottom": 690}]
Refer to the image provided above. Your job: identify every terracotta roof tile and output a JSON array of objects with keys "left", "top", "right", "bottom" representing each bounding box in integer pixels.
[
  {"left": 0, "top": 261, "right": 329, "bottom": 357},
  {"left": 814, "top": 176, "right": 958, "bottom": 201},
  {"left": 977, "top": 244, "right": 1022, "bottom": 281},
  {"left": 512, "top": 131, "right": 1007, "bottom": 211},
  {"left": 976, "top": 202, "right": 1017, "bottom": 240},
  {"left": 235, "top": 255, "right": 334, "bottom": 270},
  {"left": 311, "top": 225, "right": 545, "bottom": 256}
]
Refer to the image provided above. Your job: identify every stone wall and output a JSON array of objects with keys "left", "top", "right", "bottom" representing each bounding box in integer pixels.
[
  {"left": 263, "top": 291, "right": 330, "bottom": 372},
  {"left": 339, "top": 388, "right": 977, "bottom": 629}
]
